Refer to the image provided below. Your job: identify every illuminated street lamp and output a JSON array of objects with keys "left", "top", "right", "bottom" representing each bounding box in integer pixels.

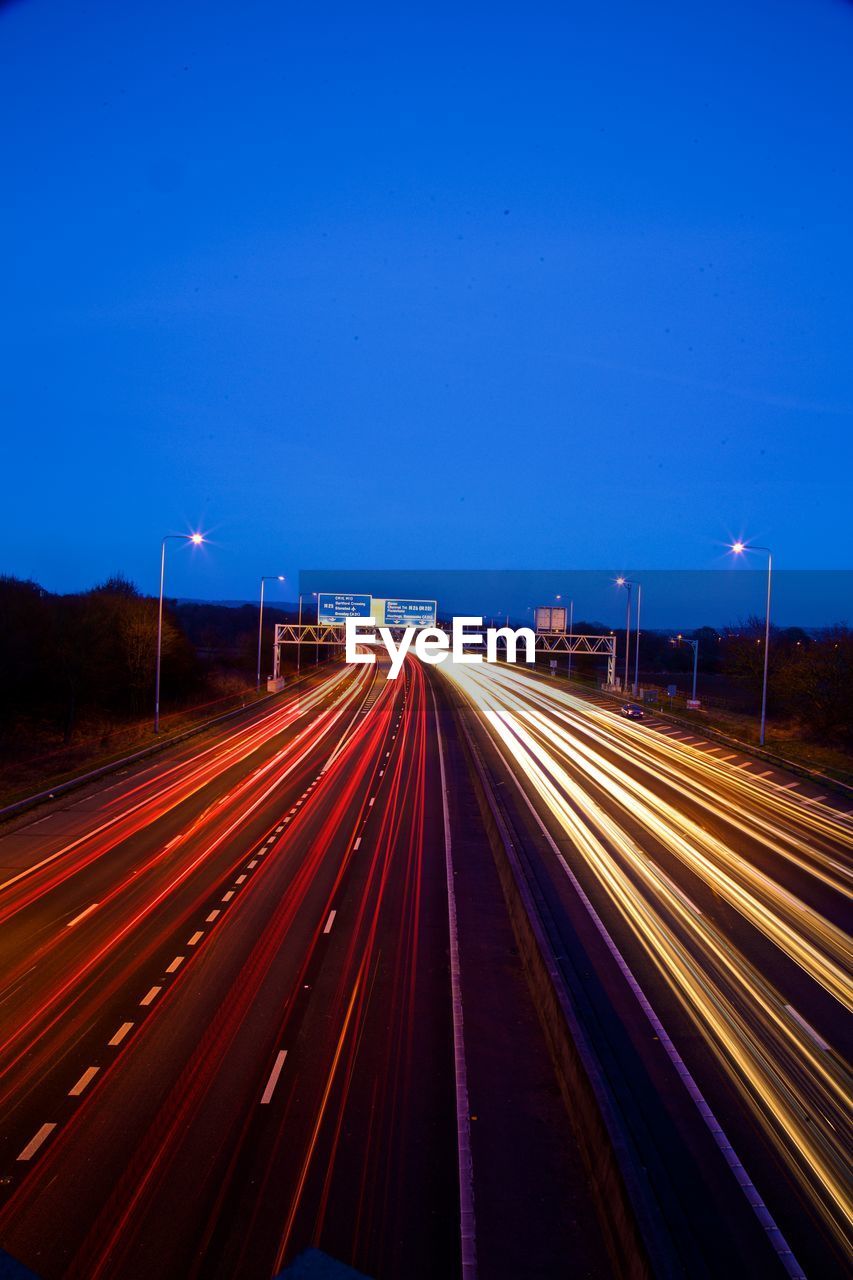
[
  {"left": 673, "top": 633, "right": 699, "bottom": 703},
  {"left": 155, "top": 532, "right": 204, "bottom": 734},
  {"left": 616, "top": 577, "right": 641, "bottom": 693},
  {"left": 257, "top": 575, "right": 286, "bottom": 692},
  {"left": 730, "top": 541, "right": 772, "bottom": 746}
]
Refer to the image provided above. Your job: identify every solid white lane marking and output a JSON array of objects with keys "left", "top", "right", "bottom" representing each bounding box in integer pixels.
[
  {"left": 18, "top": 1123, "right": 56, "bottom": 1161},
  {"left": 498, "top": 749, "right": 804, "bottom": 1280},
  {"left": 187, "top": 931, "right": 204, "bottom": 945},
  {"left": 430, "top": 688, "right": 477, "bottom": 1278},
  {"left": 69, "top": 1066, "right": 99, "bottom": 1096},
  {"left": 222, "top": 890, "right": 234, "bottom": 902},
  {"left": 206, "top": 909, "right": 220, "bottom": 923},
  {"left": 166, "top": 955, "right": 184, "bottom": 974},
  {"left": 235, "top": 874, "right": 247, "bottom": 885},
  {"left": 140, "top": 986, "right": 161, "bottom": 1006},
  {"left": 260, "top": 1049, "right": 288, "bottom": 1104},
  {"left": 353, "top": 837, "right": 362, "bottom": 851},
  {"left": 785, "top": 1004, "right": 831, "bottom": 1052},
  {"left": 66, "top": 902, "right": 99, "bottom": 928},
  {"left": 109, "top": 1022, "right": 134, "bottom": 1047},
  {"left": 323, "top": 910, "right": 336, "bottom": 934}
]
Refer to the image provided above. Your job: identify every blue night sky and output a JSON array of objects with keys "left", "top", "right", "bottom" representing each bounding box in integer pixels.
[{"left": 2, "top": 0, "right": 852, "bottom": 604}]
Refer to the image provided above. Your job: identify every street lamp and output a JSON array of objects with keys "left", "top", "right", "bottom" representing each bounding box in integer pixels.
[
  {"left": 616, "top": 577, "right": 641, "bottom": 694},
  {"left": 673, "top": 633, "right": 699, "bottom": 703},
  {"left": 297, "top": 591, "right": 320, "bottom": 671},
  {"left": 730, "top": 541, "right": 772, "bottom": 746},
  {"left": 257, "top": 575, "right": 286, "bottom": 692},
  {"left": 567, "top": 598, "right": 574, "bottom": 680},
  {"left": 155, "top": 532, "right": 204, "bottom": 733}
]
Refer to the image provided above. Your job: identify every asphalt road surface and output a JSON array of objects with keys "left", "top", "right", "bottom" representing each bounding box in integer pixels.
[
  {"left": 0, "top": 653, "right": 849, "bottom": 1279},
  {"left": 441, "top": 659, "right": 852, "bottom": 1279}
]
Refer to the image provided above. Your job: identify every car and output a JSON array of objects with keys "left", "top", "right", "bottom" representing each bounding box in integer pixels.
[{"left": 620, "top": 702, "right": 645, "bottom": 719}]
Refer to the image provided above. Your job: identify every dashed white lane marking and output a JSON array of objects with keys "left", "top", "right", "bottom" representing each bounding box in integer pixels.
[
  {"left": 222, "top": 890, "right": 235, "bottom": 902},
  {"left": 69, "top": 1066, "right": 99, "bottom": 1096},
  {"left": 260, "top": 1049, "right": 288, "bottom": 1104},
  {"left": 379, "top": 769, "right": 384, "bottom": 776},
  {"left": 235, "top": 874, "right": 247, "bottom": 885},
  {"left": 323, "top": 909, "right": 336, "bottom": 934},
  {"left": 18, "top": 1123, "right": 56, "bottom": 1161},
  {"left": 187, "top": 931, "right": 204, "bottom": 946},
  {"left": 109, "top": 1022, "right": 134, "bottom": 1047},
  {"left": 276, "top": 825, "right": 284, "bottom": 833},
  {"left": 758, "top": 769, "right": 774, "bottom": 777},
  {"left": 782, "top": 781, "right": 800, "bottom": 790},
  {"left": 785, "top": 1004, "right": 831, "bottom": 1052},
  {"left": 140, "top": 986, "right": 162, "bottom": 1007},
  {"left": 353, "top": 837, "right": 362, "bottom": 851},
  {"left": 385, "top": 752, "right": 390, "bottom": 758},
  {"left": 804, "top": 794, "right": 828, "bottom": 805},
  {"left": 67, "top": 902, "right": 99, "bottom": 928},
  {"left": 248, "top": 859, "right": 258, "bottom": 868},
  {"left": 721, "top": 753, "right": 737, "bottom": 761},
  {"left": 705, "top": 746, "right": 722, "bottom": 754},
  {"left": 740, "top": 761, "right": 752, "bottom": 768},
  {"left": 369, "top": 797, "right": 375, "bottom": 807},
  {"left": 166, "top": 955, "right": 185, "bottom": 974},
  {"left": 206, "top": 909, "right": 221, "bottom": 923}
]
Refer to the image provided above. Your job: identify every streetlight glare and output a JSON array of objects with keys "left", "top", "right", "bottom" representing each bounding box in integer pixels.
[
  {"left": 731, "top": 541, "right": 746, "bottom": 554},
  {"left": 190, "top": 532, "right": 204, "bottom": 545},
  {"left": 616, "top": 576, "right": 626, "bottom": 586}
]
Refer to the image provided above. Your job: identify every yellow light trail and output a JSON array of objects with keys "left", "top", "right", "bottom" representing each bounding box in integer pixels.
[{"left": 439, "top": 659, "right": 853, "bottom": 1257}]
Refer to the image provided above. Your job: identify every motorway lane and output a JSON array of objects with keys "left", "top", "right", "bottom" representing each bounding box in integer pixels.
[
  {"left": 0, "top": 664, "right": 372, "bottom": 1160},
  {"left": 441, "top": 660, "right": 852, "bottom": 1278},
  {"left": 0, "top": 658, "right": 461, "bottom": 1280}
]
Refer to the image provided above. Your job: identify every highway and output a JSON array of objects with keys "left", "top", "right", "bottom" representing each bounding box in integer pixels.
[
  {"left": 0, "top": 659, "right": 467, "bottom": 1279},
  {"left": 440, "top": 659, "right": 852, "bottom": 1279},
  {"left": 0, "top": 651, "right": 849, "bottom": 1279}
]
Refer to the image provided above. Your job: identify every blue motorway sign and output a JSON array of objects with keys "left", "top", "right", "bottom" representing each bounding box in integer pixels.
[
  {"left": 317, "top": 592, "right": 373, "bottom": 624},
  {"left": 383, "top": 598, "right": 437, "bottom": 628}
]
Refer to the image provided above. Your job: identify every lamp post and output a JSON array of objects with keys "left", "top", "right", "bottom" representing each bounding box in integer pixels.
[
  {"left": 566, "top": 599, "right": 574, "bottom": 680},
  {"left": 673, "top": 634, "right": 699, "bottom": 703},
  {"left": 616, "top": 577, "right": 633, "bottom": 693},
  {"left": 257, "top": 575, "right": 285, "bottom": 692},
  {"left": 155, "top": 532, "right": 203, "bottom": 733},
  {"left": 731, "top": 542, "right": 772, "bottom": 746}
]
